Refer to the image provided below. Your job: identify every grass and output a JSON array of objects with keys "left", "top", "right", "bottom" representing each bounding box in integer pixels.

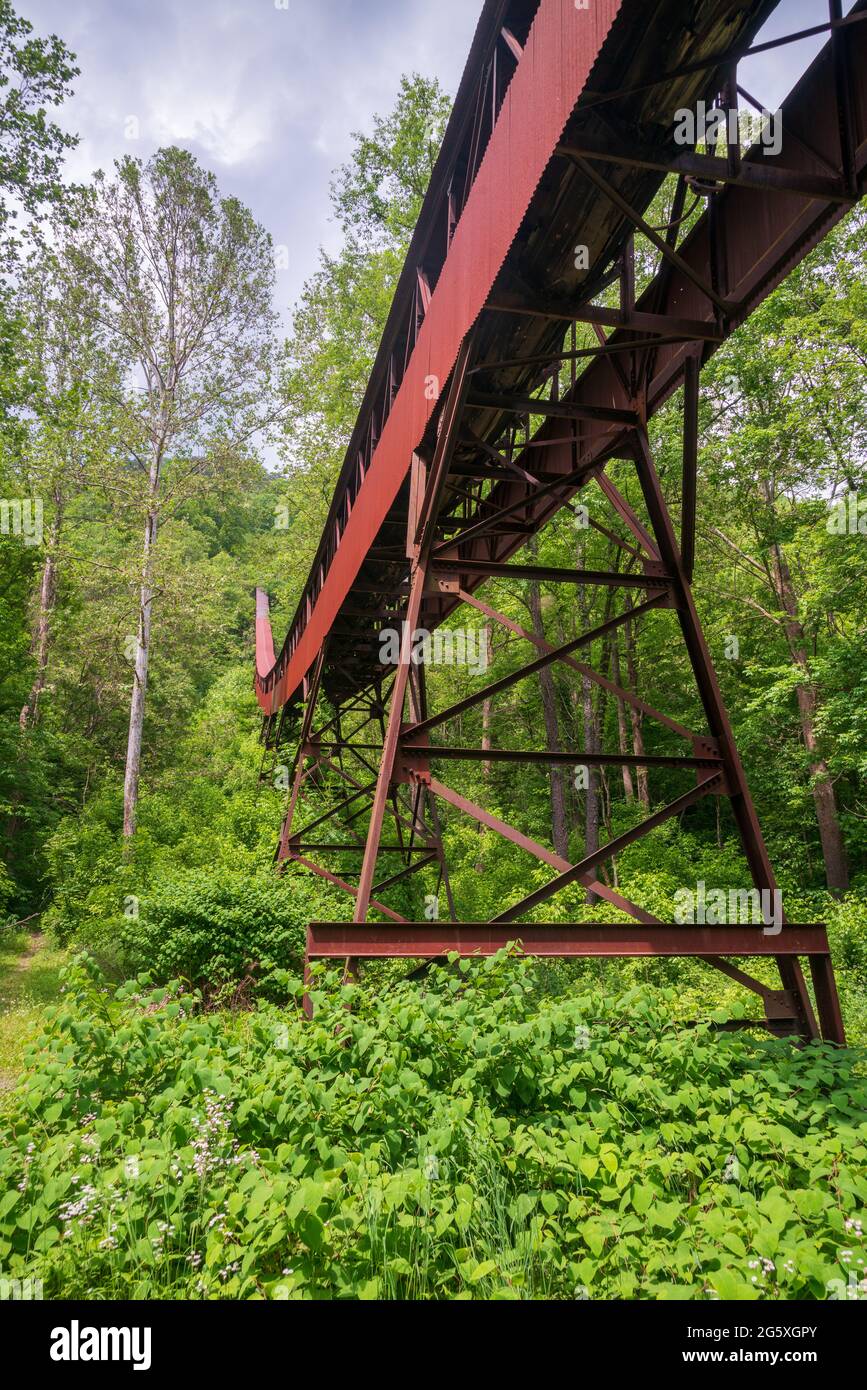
[{"left": 0, "top": 929, "right": 68, "bottom": 1089}]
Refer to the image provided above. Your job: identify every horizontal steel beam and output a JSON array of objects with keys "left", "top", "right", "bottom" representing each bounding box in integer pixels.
[
  {"left": 397, "top": 747, "right": 722, "bottom": 769},
  {"left": 307, "top": 922, "right": 831, "bottom": 959},
  {"left": 485, "top": 293, "right": 724, "bottom": 340},
  {"left": 467, "top": 391, "right": 638, "bottom": 425},
  {"left": 556, "top": 138, "right": 851, "bottom": 202},
  {"left": 431, "top": 560, "right": 670, "bottom": 587},
  {"left": 468, "top": 334, "right": 698, "bottom": 376},
  {"left": 289, "top": 843, "right": 435, "bottom": 854}
]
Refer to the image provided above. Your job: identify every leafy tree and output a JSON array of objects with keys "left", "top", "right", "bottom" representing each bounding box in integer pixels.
[
  {"left": 0, "top": 0, "right": 78, "bottom": 430},
  {"left": 330, "top": 72, "right": 451, "bottom": 253},
  {"left": 13, "top": 251, "right": 125, "bottom": 730},
  {"left": 55, "top": 149, "right": 279, "bottom": 837},
  {"left": 278, "top": 76, "right": 451, "bottom": 594},
  {"left": 0, "top": 0, "right": 78, "bottom": 261},
  {"left": 693, "top": 210, "right": 867, "bottom": 893}
]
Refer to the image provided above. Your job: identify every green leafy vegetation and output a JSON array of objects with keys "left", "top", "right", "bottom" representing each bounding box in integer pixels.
[
  {"left": 0, "top": 2, "right": 865, "bottom": 1302},
  {"left": 1, "top": 953, "right": 864, "bottom": 1301}
]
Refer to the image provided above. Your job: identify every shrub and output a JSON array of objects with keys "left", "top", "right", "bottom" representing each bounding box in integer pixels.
[{"left": 117, "top": 866, "right": 330, "bottom": 1001}]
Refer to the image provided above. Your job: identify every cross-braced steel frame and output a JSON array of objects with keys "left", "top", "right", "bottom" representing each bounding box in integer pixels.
[
  {"left": 256, "top": 0, "right": 866, "bottom": 1043},
  {"left": 277, "top": 350, "right": 844, "bottom": 1042}
]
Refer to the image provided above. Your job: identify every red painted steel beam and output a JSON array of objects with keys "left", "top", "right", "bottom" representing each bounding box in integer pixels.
[
  {"left": 290, "top": 844, "right": 434, "bottom": 854},
  {"left": 483, "top": 296, "right": 724, "bottom": 338},
  {"left": 307, "top": 921, "right": 831, "bottom": 960},
  {"left": 289, "top": 855, "right": 407, "bottom": 924},
  {"left": 405, "top": 591, "right": 669, "bottom": 740},
  {"left": 255, "top": 587, "right": 275, "bottom": 681},
  {"left": 428, "top": 774, "right": 660, "bottom": 925}
]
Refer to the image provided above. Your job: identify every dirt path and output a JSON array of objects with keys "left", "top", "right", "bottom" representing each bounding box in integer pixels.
[
  {"left": 0, "top": 930, "right": 66, "bottom": 1092},
  {"left": 12, "top": 931, "right": 45, "bottom": 971}
]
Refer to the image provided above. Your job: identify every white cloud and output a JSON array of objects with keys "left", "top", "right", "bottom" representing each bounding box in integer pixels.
[{"left": 23, "top": 0, "right": 478, "bottom": 314}]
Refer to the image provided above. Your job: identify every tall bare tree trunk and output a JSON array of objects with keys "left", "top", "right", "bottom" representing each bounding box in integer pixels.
[
  {"left": 610, "top": 631, "right": 635, "bottom": 802},
  {"left": 475, "top": 624, "right": 493, "bottom": 871},
  {"left": 481, "top": 624, "right": 492, "bottom": 777},
  {"left": 19, "top": 499, "right": 62, "bottom": 731},
  {"left": 123, "top": 503, "right": 159, "bottom": 839},
  {"left": 582, "top": 669, "right": 600, "bottom": 901},
  {"left": 624, "top": 609, "right": 650, "bottom": 809},
  {"left": 769, "top": 537, "right": 849, "bottom": 894},
  {"left": 578, "top": 579, "right": 601, "bottom": 900},
  {"left": 527, "top": 544, "right": 569, "bottom": 861}
]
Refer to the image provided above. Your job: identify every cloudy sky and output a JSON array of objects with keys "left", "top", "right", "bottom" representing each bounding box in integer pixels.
[{"left": 21, "top": 0, "right": 836, "bottom": 326}]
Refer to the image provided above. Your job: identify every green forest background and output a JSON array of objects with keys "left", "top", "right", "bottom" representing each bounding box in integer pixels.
[{"left": 1, "top": 3, "right": 866, "bottom": 1302}]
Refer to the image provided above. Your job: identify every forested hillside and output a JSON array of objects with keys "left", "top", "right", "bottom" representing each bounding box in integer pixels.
[{"left": 0, "top": 2, "right": 866, "bottom": 1306}]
